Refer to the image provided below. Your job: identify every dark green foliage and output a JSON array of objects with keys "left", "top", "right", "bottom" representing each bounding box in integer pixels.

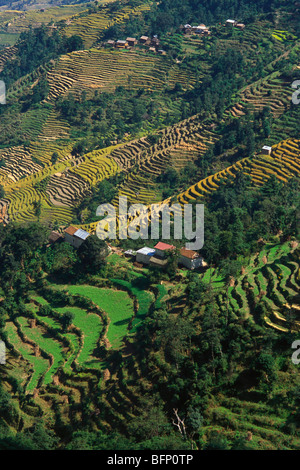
[
  {"left": 1, "top": 26, "right": 83, "bottom": 87},
  {"left": 77, "top": 235, "right": 108, "bottom": 274}
]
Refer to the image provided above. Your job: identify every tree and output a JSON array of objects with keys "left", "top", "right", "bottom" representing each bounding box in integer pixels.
[
  {"left": 77, "top": 235, "right": 108, "bottom": 274},
  {"left": 51, "top": 152, "right": 59, "bottom": 165},
  {"left": 61, "top": 311, "right": 74, "bottom": 332}
]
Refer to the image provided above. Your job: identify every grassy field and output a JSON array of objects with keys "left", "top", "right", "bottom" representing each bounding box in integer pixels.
[
  {"left": 56, "top": 285, "right": 135, "bottom": 349},
  {"left": 55, "top": 305, "right": 103, "bottom": 367}
]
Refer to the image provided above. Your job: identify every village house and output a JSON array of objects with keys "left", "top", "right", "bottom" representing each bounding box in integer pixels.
[
  {"left": 225, "top": 19, "right": 237, "bottom": 26},
  {"left": 64, "top": 226, "right": 90, "bottom": 249},
  {"left": 126, "top": 37, "right": 137, "bottom": 47},
  {"left": 195, "top": 24, "right": 207, "bottom": 33},
  {"left": 140, "top": 35, "right": 150, "bottom": 45},
  {"left": 178, "top": 248, "right": 204, "bottom": 270},
  {"left": 261, "top": 145, "right": 272, "bottom": 155},
  {"left": 116, "top": 40, "right": 128, "bottom": 48},
  {"left": 154, "top": 242, "right": 176, "bottom": 258},
  {"left": 151, "top": 36, "right": 160, "bottom": 47},
  {"left": 236, "top": 23, "right": 245, "bottom": 30},
  {"left": 48, "top": 231, "right": 62, "bottom": 245},
  {"left": 136, "top": 246, "right": 156, "bottom": 264},
  {"left": 106, "top": 39, "right": 115, "bottom": 47},
  {"left": 149, "top": 47, "right": 156, "bottom": 53},
  {"left": 158, "top": 49, "right": 167, "bottom": 55},
  {"left": 124, "top": 249, "right": 136, "bottom": 259},
  {"left": 183, "top": 24, "right": 192, "bottom": 33}
]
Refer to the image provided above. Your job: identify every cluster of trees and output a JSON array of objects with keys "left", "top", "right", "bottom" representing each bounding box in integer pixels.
[
  {"left": 143, "top": 0, "right": 279, "bottom": 36},
  {"left": 2, "top": 26, "right": 83, "bottom": 87},
  {"left": 56, "top": 85, "right": 182, "bottom": 146}
]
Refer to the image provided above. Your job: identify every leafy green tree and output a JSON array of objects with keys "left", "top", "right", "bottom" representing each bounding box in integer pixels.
[
  {"left": 61, "top": 311, "right": 74, "bottom": 332},
  {"left": 77, "top": 235, "right": 108, "bottom": 274}
]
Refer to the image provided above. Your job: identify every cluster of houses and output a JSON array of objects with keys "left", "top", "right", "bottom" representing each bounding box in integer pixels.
[
  {"left": 182, "top": 19, "right": 245, "bottom": 37},
  {"left": 125, "top": 241, "right": 205, "bottom": 271},
  {"left": 48, "top": 225, "right": 90, "bottom": 248},
  {"left": 225, "top": 19, "right": 245, "bottom": 30},
  {"left": 49, "top": 227, "right": 205, "bottom": 272},
  {"left": 182, "top": 24, "right": 211, "bottom": 36},
  {"left": 104, "top": 35, "right": 166, "bottom": 55}
]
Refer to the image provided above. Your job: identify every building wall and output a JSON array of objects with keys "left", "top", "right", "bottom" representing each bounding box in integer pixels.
[
  {"left": 179, "top": 256, "right": 203, "bottom": 269},
  {"left": 65, "top": 233, "right": 85, "bottom": 249},
  {"left": 136, "top": 253, "right": 151, "bottom": 264},
  {"left": 155, "top": 248, "right": 166, "bottom": 258}
]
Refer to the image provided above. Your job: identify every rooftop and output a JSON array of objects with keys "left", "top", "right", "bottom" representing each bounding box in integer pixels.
[
  {"left": 180, "top": 247, "right": 201, "bottom": 259},
  {"left": 49, "top": 231, "right": 62, "bottom": 243},
  {"left": 64, "top": 226, "right": 78, "bottom": 236},
  {"left": 73, "top": 228, "right": 90, "bottom": 241},
  {"left": 154, "top": 242, "right": 176, "bottom": 251},
  {"left": 136, "top": 247, "right": 156, "bottom": 256}
]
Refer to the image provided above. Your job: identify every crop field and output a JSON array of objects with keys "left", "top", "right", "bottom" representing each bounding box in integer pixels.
[
  {"left": 62, "top": 2, "right": 151, "bottom": 49},
  {"left": 0, "top": 0, "right": 299, "bottom": 449},
  {"left": 53, "top": 284, "right": 135, "bottom": 349},
  {"left": 176, "top": 139, "right": 300, "bottom": 205},
  {"left": 212, "top": 242, "right": 300, "bottom": 331},
  {"left": 46, "top": 48, "right": 196, "bottom": 102},
  {"left": 0, "top": 4, "right": 88, "bottom": 34}
]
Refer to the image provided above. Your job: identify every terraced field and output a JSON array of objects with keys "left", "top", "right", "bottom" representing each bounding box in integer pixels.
[
  {"left": 0, "top": 4, "right": 88, "bottom": 34},
  {"left": 226, "top": 71, "right": 294, "bottom": 119},
  {"left": 213, "top": 242, "right": 300, "bottom": 332},
  {"left": 2, "top": 276, "right": 158, "bottom": 430},
  {"left": 0, "top": 138, "right": 121, "bottom": 223},
  {"left": 46, "top": 48, "right": 196, "bottom": 102},
  {"left": 177, "top": 139, "right": 300, "bottom": 205},
  {"left": 62, "top": 2, "right": 151, "bottom": 49}
]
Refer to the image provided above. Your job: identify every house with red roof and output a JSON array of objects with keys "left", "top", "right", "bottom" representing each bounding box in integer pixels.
[{"left": 154, "top": 242, "right": 176, "bottom": 258}]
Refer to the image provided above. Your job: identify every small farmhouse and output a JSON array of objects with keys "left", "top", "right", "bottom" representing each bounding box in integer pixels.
[
  {"left": 226, "top": 19, "right": 237, "bottom": 26},
  {"left": 116, "top": 40, "right": 128, "bottom": 48},
  {"left": 179, "top": 248, "right": 204, "bottom": 270},
  {"left": 236, "top": 23, "right": 245, "bottom": 30},
  {"left": 126, "top": 37, "right": 137, "bottom": 47},
  {"left": 151, "top": 36, "right": 160, "bottom": 47},
  {"left": 140, "top": 35, "right": 150, "bottom": 44},
  {"left": 48, "top": 231, "right": 62, "bottom": 245},
  {"left": 64, "top": 226, "right": 90, "bottom": 249},
  {"left": 261, "top": 145, "right": 272, "bottom": 155},
  {"left": 136, "top": 247, "right": 156, "bottom": 264},
  {"left": 124, "top": 249, "right": 136, "bottom": 258},
  {"left": 106, "top": 39, "right": 115, "bottom": 47},
  {"left": 154, "top": 242, "right": 176, "bottom": 258}
]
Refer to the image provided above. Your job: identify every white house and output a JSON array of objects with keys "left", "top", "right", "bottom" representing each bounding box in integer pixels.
[
  {"left": 136, "top": 246, "right": 156, "bottom": 265},
  {"left": 179, "top": 248, "right": 204, "bottom": 270},
  {"left": 226, "top": 19, "right": 237, "bottom": 26},
  {"left": 261, "top": 145, "right": 272, "bottom": 155},
  {"left": 64, "top": 226, "right": 90, "bottom": 249}
]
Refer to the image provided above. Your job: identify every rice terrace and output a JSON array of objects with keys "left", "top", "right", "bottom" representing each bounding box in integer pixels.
[{"left": 0, "top": 0, "right": 299, "bottom": 453}]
